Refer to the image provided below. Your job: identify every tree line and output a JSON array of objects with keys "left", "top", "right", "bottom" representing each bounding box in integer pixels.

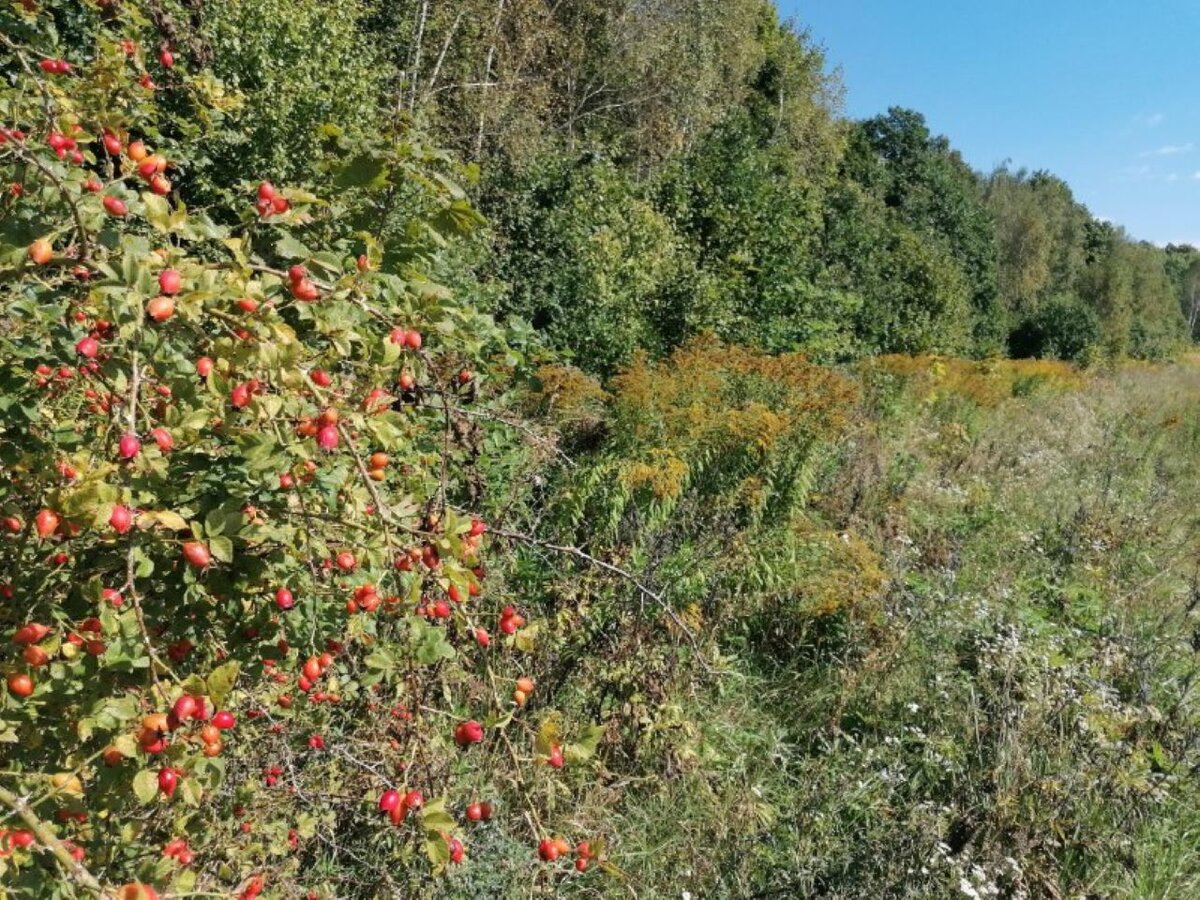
[{"left": 148, "top": 0, "right": 1197, "bottom": 373}]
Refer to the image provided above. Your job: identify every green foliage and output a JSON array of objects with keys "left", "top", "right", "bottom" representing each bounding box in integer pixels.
[
  {"left": 589, "top": 359, "right": 1200, "bottom": 898},
  {"left": 854, "top": 221, "right": 973, "bottom": 355},
  {"left": 0, "top": 6, "right": 614, "bottom": 898},
  {"left": 160, "top": 0, "right": 390, "bottom": 204},
  {"left": 130, "top": 0, "right": 1195, "bottom": 373},
  {"left": 484, "top": 157, "right": 685, "bottom": 374},
  {"left": 844, "top": 107, "right": 999, "bottom": 335},
  {"left": 652, "top": 109, "right": 852, "bottom": 358},
  {"left": 1008, "top": 293, "right": 1100, "bottom": 361},
  {"left": 1164, "top": 244, "right": 1200, "bottom": 339}
]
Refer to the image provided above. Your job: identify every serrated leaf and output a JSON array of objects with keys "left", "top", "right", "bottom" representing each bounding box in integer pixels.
[
  {"left": 274, "top": 232, "right": 311, "bottom": 260},
  {"left": 565, "top": 723, "right": 605, "bottom": 763},
  {"left": 204, "top": 504, "right": 243, "bottom": 537},
  {"left": 206, "top": 661, "right": 240, "bottom": 707},
  {"left": 208, "top": 535, "right": 233, "bottom": 563},
  {"left": 132, "top": 769, "right": 158, "bottom": 804},
  {"left": 180, "top": 777, "right": 203, "bottom": 806},
  {"left": 514, "top": 621, "right": 539, "bottom": 653},
  {"left": 138, "top": 510, "right": 190, "bottom": 532},
  {"left": 420, "top": 799, "right": 456, "bottom": 834},
  {"left": 171, "top": 867, "right": 197, "bottom": 893},
  {"left": 424, "top": 835, "right": 450, "bottom": 870},
  {"left": 364, "top": 650, "right": 395, "bottom": 672},
  {"left": 333, "top": 154, "right": 389, "bottom": 190},
  {"left": 142, "top": 193, "right": 171, "bottom": 231},
  {"left": 411, "top": 619, "right": 455, "bottom": 666},
  {"left": 113, "top": 734, "right": 139, "bottom": 757}
]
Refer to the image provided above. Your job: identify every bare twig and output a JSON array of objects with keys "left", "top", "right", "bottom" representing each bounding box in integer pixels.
[
  {"left": 429, "top": 401, "right": 575, "bottom": 468},
  {"left": 490, "top": 528, "right": 703, "bottom": 654}
]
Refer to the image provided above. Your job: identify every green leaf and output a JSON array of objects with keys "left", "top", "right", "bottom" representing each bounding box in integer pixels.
[
  {"left": 208, "top": 535, "right": 234, "bottom": 563},
  {"left": 333, "top": 154, "right": 389, "bottom": 190},
  {"left": 132, "top": 769, "right": 158, "bottom": 805},
  {"left": 206, "top": 661, "right": 240, "bottom": 707},
  {"left": 204, "top": 502, "right": 243, "bottom": 537},
  {"left": 113, "top": 734, "right": 139, "bottom": 758},
  {"left": 274, "top": 232, "right": 312, "bottom": 260},
  {"left": 171, "top": 868, "right": 197, "bottom": 894},
  {"left": 180, "top": 776, "right": 203, "bottom": 806},
  {"left": 514, "top": 621, "right": 539, "bottom": 653},
  {"left": 142, "top": 193, "right": 171, "bottom": 231},
  {"left": 420, "top": 798, "right": 455, "bottom": 833},
  {"left": 565, "top": 723, "right": 605, "bottom": 763},
  {"left": 138, "top": 510, "right": 190, "bottom": 532},
  {"left": 364, "top": 649, "right": 395, "bottom": 672},
  {"left": 180, "top": 675, "right": 207, "bottom": 696},
  {"left": 424, "top": 834, "right": 450, "bottom": 870},
  {"left": 410, "top": 619, "right": 455, "bottom": 666}
]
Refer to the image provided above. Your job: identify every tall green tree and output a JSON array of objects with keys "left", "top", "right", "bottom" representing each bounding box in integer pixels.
[{"left": 841, "top": 108, "right": 999, "bottom": 350}]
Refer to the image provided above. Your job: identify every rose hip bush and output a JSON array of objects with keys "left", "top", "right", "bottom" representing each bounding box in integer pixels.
[{"left": 0, "top": 4, "right": 607, "bottom": 896}]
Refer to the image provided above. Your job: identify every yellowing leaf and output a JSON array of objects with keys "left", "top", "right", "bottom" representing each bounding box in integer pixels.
[
  {"left": 206, "top": 661, "right": 240, "bottom": 707},
  {"left": 137, "top": 510, "right": 190, "bottom": 532},
  {"left": 535, "top": 715, "right": 562, "bottom": 758},
  {"left": 132, "top": 769, "right": 158, "bottom": 805}
]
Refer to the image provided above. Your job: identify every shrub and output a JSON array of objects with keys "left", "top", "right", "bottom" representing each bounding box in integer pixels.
[
  {"left": 0, "top": 7, "right": 613, "bottom": 896},
  {"left": 1007, "top": 293, "right": 1100, "bottom": 361}
]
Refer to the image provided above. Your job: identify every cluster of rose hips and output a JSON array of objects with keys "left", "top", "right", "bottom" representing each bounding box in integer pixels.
[
  {"left": 389, "top": 327, "right": 424, "bottom": 351},
  {"left": 366, "top": 451, "right": 389, "bottom": 481},
  {"left": 0, "top": 829, "right": 36, "bottom": 855},
  {"left": 254, "top": 181, "right": 290, "bottom": 218},
  {"left": 297, "top": 651, "right": 336, "bottom": 693},
  {"left": 538, "top": 837, "right": 594, "bottom": 872},
  {"left": 499, "top": 604, "right": 526, "bottom": 636},
  {"left": 38, "top": 57, "right": 72, "bottom": 75},
  {"left": 286, "top": 263, "right": 319, "bottom": 302},
  {"left": 416, "top": 594, "right": 453, "bottom": 620},
  {"left": 118, "top": 136, "right": 172, "bottom": 195},
  {"left": 229, "top": 378, "right": 265, "bottom": 410},
  {"left": 9, "top": 618, "right": 108, "bottom": 694},
  {"left": 120, "top": 695, "right": 235, "bottom": 763},
  {"left": 394, "top": 542, "right": 443, "bottom": 573},
  {"left": 513, "top": 676, "right": 535, "bottom": 707},
  {"left": 348, "top": 584, "right": 403, "bottom": 616},
  {"left": 293, "top": 406, "right": 339, "bottom": 450},
  {"left": 162, "top": 837, "right": 193, "bottom": 866},
  {"left": 47, "top": 128, "right": 83, "bottom": 164},
  {"left": 377, "top": 787, "right": 425, "bottom": 826}
]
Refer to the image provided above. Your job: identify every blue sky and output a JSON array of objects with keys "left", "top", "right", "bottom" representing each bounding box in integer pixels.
[{"left": 783, "top": 1, "right": 1200, "bottom": 247}]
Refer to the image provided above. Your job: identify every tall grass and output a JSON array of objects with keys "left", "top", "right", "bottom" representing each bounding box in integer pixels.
[{"left": 577, "top": 358, "right": 1200, "bottom": 898}]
